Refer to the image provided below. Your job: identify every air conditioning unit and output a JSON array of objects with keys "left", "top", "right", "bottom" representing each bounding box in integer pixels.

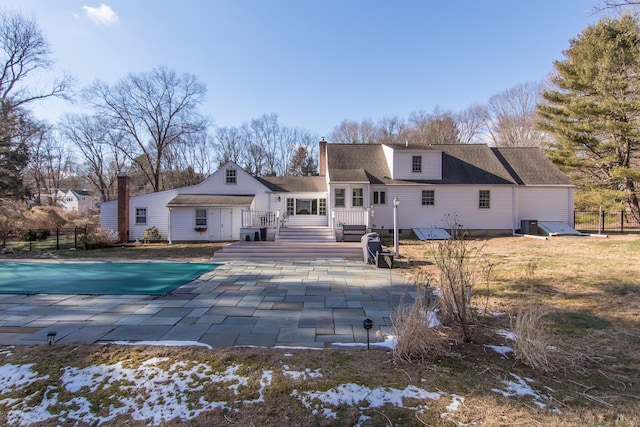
[{"left": 520, "top": 220, "right": 538, "bottom": 235}]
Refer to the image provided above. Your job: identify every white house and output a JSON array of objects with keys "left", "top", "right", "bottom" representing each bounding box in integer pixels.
[
  {"left": 54, "top": 189, "right": 94, "bottom": 215},
  {"left": 99, "top": 141, "right": 574, "bottom": 242}
]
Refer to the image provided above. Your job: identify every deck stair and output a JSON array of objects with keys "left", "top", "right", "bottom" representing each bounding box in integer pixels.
[
  {"left": 276, "top": 226, "right": 336, "bottom": 242},
  {"left": 212, "top": 227, "right": 363, "bottom": 261}
]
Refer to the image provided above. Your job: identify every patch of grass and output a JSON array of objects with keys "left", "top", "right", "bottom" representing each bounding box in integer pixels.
[{"left": 547, "top": 309, "right": 612, "bottom": 336}]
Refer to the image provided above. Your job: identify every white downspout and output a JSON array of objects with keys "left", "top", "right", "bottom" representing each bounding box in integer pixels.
[{"left": 167, "top": 208, "right": 172, "bottom": 245}]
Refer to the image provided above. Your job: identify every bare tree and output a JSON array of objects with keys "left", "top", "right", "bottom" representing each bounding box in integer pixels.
[
  {"left": 0, "top": 9, "right": 71, "bottom": 199},
  {"left": 0, "top": 10, "right": 71, "bottom": 109},
  {"left": 329, "top": 119, "right": 378, "bottom": 144},
  {"left": 25, "top": 123, "right": 74, "bottom": 205},
  {"left": 214, "top": 126, "right": 247, "bottom": 167},
  {"left": 84, "top": 66, "right": 208, "bottom": 192},
  {"left": 456, "top": 104, "right": 488, "bottom": 144},
  {"left": 249, "top": 113, "right": 281, "bottom": 175},
  {"left": 169, "top": 130, "right": 216, "bottom": 180},
  {"left": 593, "top": 0, "right": 640, "bottom": 13},
  {"left": 486, "top": 82, "right": 547, "bottom": 147},
  {"left": 378, "top": 115, "right": 409, "bottom": 144},
  {"left": 59, "top": 114, "right": 126, "bottom": 202}
]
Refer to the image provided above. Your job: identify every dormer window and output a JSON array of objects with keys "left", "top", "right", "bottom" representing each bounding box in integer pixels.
[
  {"left": 412, "top": 156, "right": 422, "bottom": 173},
  {"left": 225, "top": 169, "right": 236, "bottom": 184}
]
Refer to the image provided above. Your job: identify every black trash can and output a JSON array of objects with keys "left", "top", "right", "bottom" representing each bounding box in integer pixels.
[{"left": 260, "top": 227, "right": 267, "bottom": 242}]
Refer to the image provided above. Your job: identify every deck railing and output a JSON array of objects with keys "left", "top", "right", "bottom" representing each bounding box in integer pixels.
[
  {"left": 241, "top": 210, "right": 278, "bottom": 228},
  {"left": 332, "top": 209, "right": 368, "bottom": 228}
]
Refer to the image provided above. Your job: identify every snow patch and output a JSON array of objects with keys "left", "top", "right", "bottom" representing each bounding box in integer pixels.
[
  {"left": 484, "top": 344, "right": 513, "bottom": 357},
  {"left": 496, "top": 329, "right": 516, "bottom": 341},
  {"left": 293, "top": 383, "right": 441, "bottom": 415},
  {"left": 110, "top": 340, "right": 212, "bottom": 349},
  {"left": 282, "top": 366, "right": 323, "bottom": 380},
  {"left": 491, "top": 373, "right": 549, "bottom": 408}
]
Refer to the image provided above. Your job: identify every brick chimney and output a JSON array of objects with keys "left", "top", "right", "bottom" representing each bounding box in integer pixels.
[
  {"left": 117, "top": 175, "right": 130, "bottom": 243},
  {"left": 319, "top": 138, "right": 327, "bottom": 176}
]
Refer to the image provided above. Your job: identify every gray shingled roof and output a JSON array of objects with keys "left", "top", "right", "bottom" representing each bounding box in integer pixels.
[
  {"left": 491, "top": 147, "right": 572, "bottom": 185},
  {"left": 258, "top": 176, "right": 327, "bottom": 192},
  {"left": 326, "top": 143, "right": 570, "bottom": 186},
  {"left": 166, "top": 195, "right": 255, "bottom": 207},
  {"left": 326, "top": 144, "right": 391, "bottom": 183}
]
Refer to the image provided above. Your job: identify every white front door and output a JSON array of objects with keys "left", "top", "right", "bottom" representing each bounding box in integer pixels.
[{"left": 209, "top": 208, "right": 233, "bottom": 241}]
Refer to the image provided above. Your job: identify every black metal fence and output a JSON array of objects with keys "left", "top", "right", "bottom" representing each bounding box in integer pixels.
[
  {"left": 574, "top": 210, "right": 640, "bottom": 234},
  {"left": 1, "top": 227, "right": 88, "bottom": 251}
]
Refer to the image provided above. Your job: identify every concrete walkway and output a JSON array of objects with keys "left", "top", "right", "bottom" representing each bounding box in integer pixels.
[{"left": 0, "top": 261, "right": 416, "bottom": 348}]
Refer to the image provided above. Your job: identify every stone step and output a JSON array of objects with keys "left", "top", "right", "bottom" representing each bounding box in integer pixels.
[{"left": 212, "top": 241, "right": 363, "bottom": 261}]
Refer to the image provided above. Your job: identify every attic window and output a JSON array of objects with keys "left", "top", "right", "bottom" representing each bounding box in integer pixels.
[
  {"left": 225, "top": 169, "right": 236, "bottom": 184},
  {"left": 412, "top": 156, "right": 422, "bottom": 173}
]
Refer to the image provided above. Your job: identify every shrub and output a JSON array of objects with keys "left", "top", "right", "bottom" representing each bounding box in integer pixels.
[
  {"left": 393, "top": 277, "right": 448, "bottom": 363},
  {"left": 142, "top": 226, "right": 162, "bottom": 242},
  {"left": 86, "top": 227, "right": 119, "bottom": 247},
  {"left": 511, "top": 304, "right": 554, "bottom": 372},
  {"left": 431, "top": 216, "right": 488, "bottom": 342},
  {"left": 20, "top": 229, "right": 51, "bottom": 241}
]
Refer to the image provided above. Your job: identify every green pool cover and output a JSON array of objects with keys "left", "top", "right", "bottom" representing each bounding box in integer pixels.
[{"left": 0, "top": 262, "right": 219, "bottom": 295}]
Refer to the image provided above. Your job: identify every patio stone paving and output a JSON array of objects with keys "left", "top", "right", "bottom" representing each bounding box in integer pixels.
[{"left": 0, "top": 260, "right": 415, "bottom": 347}]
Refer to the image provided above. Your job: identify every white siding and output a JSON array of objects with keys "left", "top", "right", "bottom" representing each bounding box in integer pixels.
[
  {"left": 382, "top": 145, "right": 442, "bottom": 180},
  {"left": 99, "top": 200, "right": 117, "bottom": 231},
  {"left": 371, "top": 185, "right": 515, "bottom": 231},
  {"left": 517, "top": 187, "right": 574, "bottom": 225},
  {"left": 129, "top": 189, "right": 179, "bottom": 240}
]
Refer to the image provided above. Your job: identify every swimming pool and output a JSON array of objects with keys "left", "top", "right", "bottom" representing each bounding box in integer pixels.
[{"left": 0, "top": 261, "right": 219, "bottom": 295}]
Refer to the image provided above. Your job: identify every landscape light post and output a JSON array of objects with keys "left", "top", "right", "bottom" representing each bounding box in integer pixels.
[{"left": 393, "top": 196, "right": 399, "bottom": 256}]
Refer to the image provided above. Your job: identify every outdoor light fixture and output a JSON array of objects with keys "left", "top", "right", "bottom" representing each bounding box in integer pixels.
[
  {"left": 278, "top": 196, "right": 281, "bottom": 202},
  {"left": 47, "top": 331, "right": 57, "bottom": 345},
  {"left": 393, "top": 196, "right": 400, "bottom": 257},
  {"left": 363, "top": 318, "right": 373, "bottom": 350}
]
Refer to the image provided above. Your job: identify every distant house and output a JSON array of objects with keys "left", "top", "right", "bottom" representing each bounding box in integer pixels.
[
  {"left": 54, "top": 189, "right": 94, "bottom": 215},
  {"left": 99, "top": 141, "right": 574, "bottom": 242}
]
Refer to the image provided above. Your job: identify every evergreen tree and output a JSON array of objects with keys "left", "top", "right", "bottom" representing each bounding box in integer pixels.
[{"left": 539, "top": 14, "right": 640, "bottom": 220}]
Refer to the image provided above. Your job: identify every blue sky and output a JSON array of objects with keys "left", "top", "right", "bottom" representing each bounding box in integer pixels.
[{"left": 4, "top": 1, "right": 602, "bottom": 137}]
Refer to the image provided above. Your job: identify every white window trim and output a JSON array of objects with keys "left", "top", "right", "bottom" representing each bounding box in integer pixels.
[
  {"left": 479, "top": 190, "right": 491, "bottom": 209},
  {"left": 225, "top": 168, "right": 237, "bottom": 185},
  {"left": 421, "top": 189, "right": 435, "bottom": 206},
  {"left": 373, "top": 190, "right": 386, "bottom": 205},
  {"left": 135, "top": 207, "right": 147, "bottom": 225}
]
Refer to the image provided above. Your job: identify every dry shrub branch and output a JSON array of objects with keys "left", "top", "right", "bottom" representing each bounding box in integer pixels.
[
  {"left": 393, "top": 278, "right": 448, "bottom": 363},
  {"left": 432, "top": 216, "right": 487, "bottom": 342},
  {"left": 511, "top": 304, "right": 554, "bottom": 372}
]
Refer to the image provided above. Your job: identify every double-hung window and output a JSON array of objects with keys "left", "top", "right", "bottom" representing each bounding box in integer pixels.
[
  {"left": 479, "top": 190, "right": 491, "bottom": 209},
  {"left": 422, "top": 190, "right": 435, "bottom": 206},
  {"left": 195, "top": 209, "right": 207, "bottom": 227},
  {"left": 135, "top": 208, "right": 147, "bottom": 225},
  {"left": 352, "top": 188, "right": 364, "bottom": 207},
  {"left": 335, "top": 189, "right": 345, "bottom": 207},
  {"left": 373, "top": 190, "right": 386, "bottom": 205},
  {"left": 412, "top": 156, "right": 422, "bottom": 173}
]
